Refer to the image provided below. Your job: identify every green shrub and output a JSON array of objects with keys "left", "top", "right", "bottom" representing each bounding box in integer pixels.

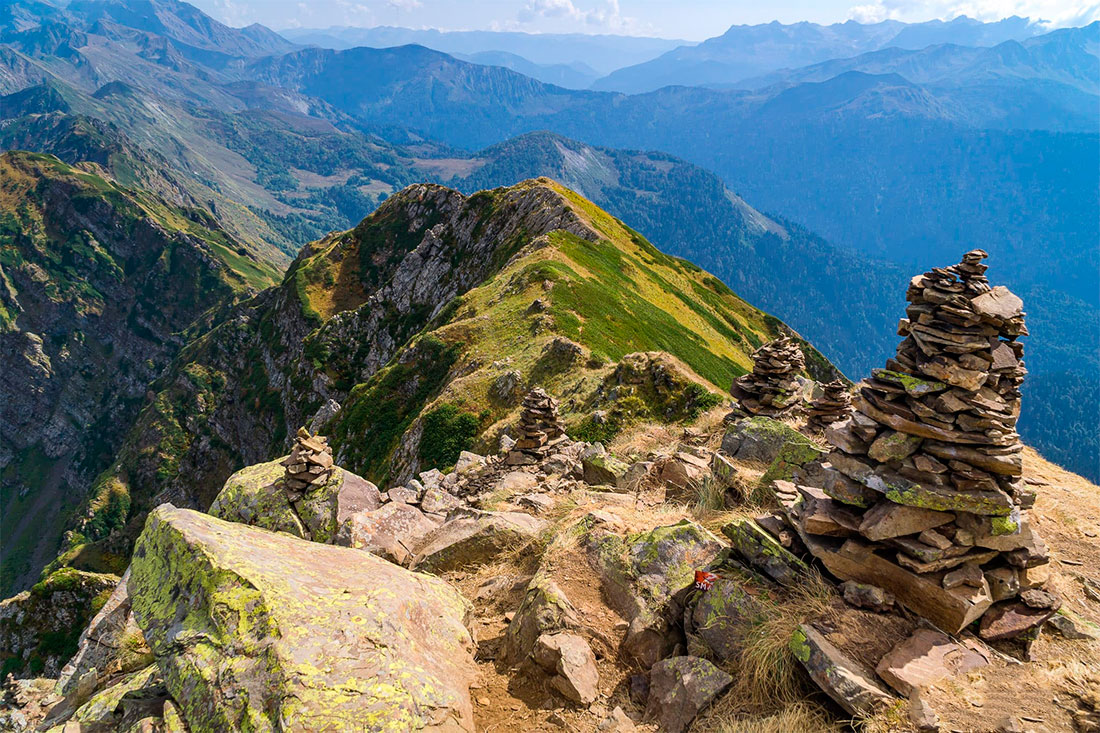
[{"left": 419, "top": 404, "right": 480, "bottom": 471}]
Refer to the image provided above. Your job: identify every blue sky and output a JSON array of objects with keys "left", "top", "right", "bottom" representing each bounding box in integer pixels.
[{"left": 192, "top": 0, "right": 1100, "bottom": 38}]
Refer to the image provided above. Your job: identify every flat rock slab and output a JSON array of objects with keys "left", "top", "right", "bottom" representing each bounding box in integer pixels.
[
  {"left": 875, "top": 628, "right": 989, "bottom": 696},
  {"left": 859, "top": 501, "right": 954, "bottom": 541},
  {"left": 412, "top": 511, "right": 547, "bottom": 573},
  {"left": 979, "top": 600, "right": 1058, "bottom": 641},
  {"left": 129, "top": 505, "right": 477, "bottom": 732},
  {"left": 790, "top": 624, "right": 894, "bottom": 717}
]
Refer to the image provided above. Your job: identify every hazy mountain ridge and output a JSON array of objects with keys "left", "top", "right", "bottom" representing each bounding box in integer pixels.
[{"left": 592, "top": 15, "right": 1053, "bottom": 92}]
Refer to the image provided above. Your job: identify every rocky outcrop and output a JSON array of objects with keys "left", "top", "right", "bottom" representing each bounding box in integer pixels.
[
  {"left": 0, "top": 569, "right": 117, "bottom": 679},
  {"left": 208, "top": 447, "right": 380, "bottom": 545},
  {"left": 129, "top": 505, "right": 478, "bottom": 731}
]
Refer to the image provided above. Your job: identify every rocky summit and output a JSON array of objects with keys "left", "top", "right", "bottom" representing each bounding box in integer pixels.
[{"left": 1, "top": 176, "right": 1098, "bottom": 733}]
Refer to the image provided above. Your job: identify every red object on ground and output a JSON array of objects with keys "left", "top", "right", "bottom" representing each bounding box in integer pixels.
[{"left": 694, "top": 570, "right": 719, "bottom": 591}]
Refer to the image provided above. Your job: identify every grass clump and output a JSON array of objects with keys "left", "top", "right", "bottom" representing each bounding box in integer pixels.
[{"left": 419, "top": 403, "right": 481, "bottom": 472}]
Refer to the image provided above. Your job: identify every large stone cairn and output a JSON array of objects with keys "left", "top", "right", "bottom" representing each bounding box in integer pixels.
[
  {"left": 807, "top": 380, "right": 852, "bottom": 429},
  {"left": 506, "top": 388, "right": 568, "bottom": 466},
  {"left": 730, "top": 336, "right": 806, "bottom": 416},
  {"left": 790, "top": 250, "right": 1055, "bottom": 637},
  {"left": 280, "top": 427, "right": 335, "bottom": 499}
]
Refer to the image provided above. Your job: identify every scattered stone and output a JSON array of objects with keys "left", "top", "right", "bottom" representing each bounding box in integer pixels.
[
  {"left": 1047, "top": 610, "right": 1100, "bottom": 640},
  {"left": 790, "top": 624, "right": 895, "bottom": 717},
  {"left": 506, "top": 388, "right": 569, "bottom": 465},
  {"left": 685, "top": 575, "right": 766, "bottom": 662},
  {"left": 875, "top": 628, "right": 989, "bottom": 696},
  {"left": 644, "top": 656, "right": 732, "bottom": 733},
  {"left": 597, "top": 706, "right": 637, "bottom": 732},
  {"left": 730, "top": 336, "right": 806, "bottom": 417},
  {"left": 909, "top": 690, "right": 941, "bottom": 732},
  {"left": 533, "top": 633, "right": 599, "bottom": 704},
  {"left": 840, "top": 580, "right": 895, "bottom": 612},
  {"left": 659, "top": 451, "right": 712, "bottom": 495}
]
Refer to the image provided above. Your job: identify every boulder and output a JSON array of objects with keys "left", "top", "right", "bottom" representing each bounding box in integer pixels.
[
  {"left": 209, "top": 458, "right": 380, "bottom": 543},
  {"left": 337, "top": 501, "right": 440, "bottom": 564},
  {"left": 51, "top": 665, "right": 167, "bottom": 731},
  {"left": 129, "top": 505, "right": 477, "bottom": 732},
  {"left": 659, "top": 451, "right": 711, "bottom": 496},
  {"left": 454, "top": 450, "right": 486, "bottom": 474},
  {"left": 721, "top": 416, "right": 806, "bottom": 464},
  {"left": 685, "top": 575, "right": 766, "bottom": 662},
  {"left": 55, "top": 570, "right": 151, "bottom": 696},
  {"left": 412, "top": 511, "right": 547, "bottom": 573},
  {"left": 420, "top": 486, "right": 462, "bottom": 514},
  {"left": 533, "top": 633, "right": 599, "bottom": 704},
  {"left": 582, "top": 451, "right": 630, "bottom": 488},
  {"left": 505, "top": 575, "right": 582, "bottom": 663},
  {"left": 585, "top": 520, "right": 723, "bottom": 668},
  {"left": 644, "top": 656, "right": 732, "bottom": 733},
  {"left": 979, "top": 600, "right": 1058, "bottom": 641},
  {"left": 722, "top": 518, "right": 809, "bottom": 586},
  {"left": 790, "top": 625, "right": 894, "bottom": 717},
  {"left": 875, "top": 628, "right": 989, "bottom": 696}
]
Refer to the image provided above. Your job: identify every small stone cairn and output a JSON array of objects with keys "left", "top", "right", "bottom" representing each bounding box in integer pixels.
[
  {"left": 730, "top": 336, "right": 806, "bottom": 416},
  {"left": 281, "top": 427, "right": 335, "bottom": 499},
  {"left": 807, "top": 379, "right": 852, "bottom": 429},
  {"left": 786, "top": 250, "right": 1056, "bottom": 637},
  {"left": 506, "top": 388, "right": 568, "bottom": 466}
]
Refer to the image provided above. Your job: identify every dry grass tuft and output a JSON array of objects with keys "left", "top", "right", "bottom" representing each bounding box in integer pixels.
[
  {"left": 725, "top": 571, "right": 838, "bottom": 710},
  {"left": 695, "top": 700, "right": 841, "bottom": 733},
  {"left": 609, "top": 420, "right": 678, "bottom": 459}
]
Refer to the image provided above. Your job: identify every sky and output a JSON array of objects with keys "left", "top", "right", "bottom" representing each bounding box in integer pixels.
[{"left": 190, "top": 0, "right": 1100, "bottom": 38}]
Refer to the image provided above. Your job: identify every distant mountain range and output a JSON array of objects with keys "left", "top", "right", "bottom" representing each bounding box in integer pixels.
[
  {"left": 2, "top": 1, "right": 1096, "bottom": 481},
  {"left": 593, "top": 15, "right": 1052, "bottom": 92},
  {"left": 277, "top": 26, "right": 687, "bottom": 77}
]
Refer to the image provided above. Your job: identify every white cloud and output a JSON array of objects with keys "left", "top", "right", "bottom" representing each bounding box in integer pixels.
[
  {"left": 517, "top": 0, "right": 643, "bottom": 33},
  {"left": 387, "top": 0, "right": 423, "bottom": 9},
  {"left": 846, "top": 0, "right": 1100, "bottom": 28}
]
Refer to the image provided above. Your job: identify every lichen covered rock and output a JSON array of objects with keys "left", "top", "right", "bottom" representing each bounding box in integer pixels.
[
  {"left": 208, "top": 457, "right": 380, "bottom": 544},
  {"left": 129, "top": 505, "right": 476, "bottom": 732}
]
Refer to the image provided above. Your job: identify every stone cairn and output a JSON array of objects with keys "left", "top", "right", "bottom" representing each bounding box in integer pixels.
[
  {"left": 806, "top": 379, "right": 852, "bottom": 429},
  {"left": 785, "top": 250, "right": 1056, "bottom": 638},
  {"left": 730, "top": 336, "right": 806, "bottom": 416},
  {"left": 281, "top": 427, "right": 335, "bottom": 499},
  {"left": 506, "top": 388, "right": 568, "bottom": 466}
]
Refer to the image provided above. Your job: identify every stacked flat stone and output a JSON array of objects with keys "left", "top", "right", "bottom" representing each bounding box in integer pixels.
[
  {"left": 506, "top": 388, "right": 567, "bottom": 466},
  {"left": 730, "top": 336, "right": 806, "bottom": 416},
  {"left": 280, "top": 427, "right": 335, "bottom": 499},
  {"left": 783, "top": 251, "right": 1055, "bottom": 639},
  {"left": 807, "top": 380, "right": 852, "bottom": 429}
]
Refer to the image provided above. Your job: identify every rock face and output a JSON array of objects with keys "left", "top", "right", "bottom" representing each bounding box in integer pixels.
[
  {"left": 790, "top": 625, "right": 894, "bottom": 717},
  {"left": 729, "top": 336, "right": 806, "bottom": 416},
  {"left": 781, "top": 252, "right": 1052, "bottom": 636},
  {"left": 411, "top": 510, "right": 547, "bottom": 573},
  {"left": 129, "top": 505, "right": 477, "bottom": 732},
  {"left": 506, "top": 388, "right": 570, "bottom": 466},
  {"left": 0, "top": 151, "right": 274, "bottom": 596},
  {"left": 0, "top": 569, "right": 118, "bottom": 680}
]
